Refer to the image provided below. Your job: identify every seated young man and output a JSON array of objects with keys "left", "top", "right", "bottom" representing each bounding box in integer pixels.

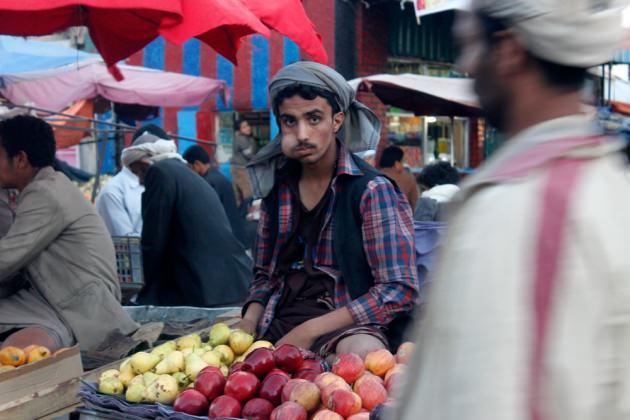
[
  {"left": 238, "top": 62, "right": 419, "bottom": 359},
  {"left": 0, "top": 116, "right": 138, "bottom": 352}
]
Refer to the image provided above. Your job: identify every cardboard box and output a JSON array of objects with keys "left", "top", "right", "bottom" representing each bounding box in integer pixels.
[{"left": 0, "top": 345, "right": 83, "bottom": 409}]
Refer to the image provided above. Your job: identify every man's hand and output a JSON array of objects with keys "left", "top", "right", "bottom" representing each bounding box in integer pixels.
[
  {"left": 233, "top": 318, "right": 257, "bottom": 335},
  {"left": 276, "top": 322, "right": 317, "bottom": 350}
]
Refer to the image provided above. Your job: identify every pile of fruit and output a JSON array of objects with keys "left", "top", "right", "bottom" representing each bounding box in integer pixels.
[
  {"left": 96, "top": 322, "right": 414, "bottom": 419},
  {"left": 97, "top": 324, "right": 266, "bottom": 404},
  {"left": 0, "top": 345, "right": 60, "bottom": 373}
]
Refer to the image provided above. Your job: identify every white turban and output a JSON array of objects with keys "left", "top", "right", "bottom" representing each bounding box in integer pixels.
[
  {"left": 121, "top": 139, "right": 185, "bottom": 168},
  {"left": 471, "top": 0, "right": 626, "bottom": 68}
]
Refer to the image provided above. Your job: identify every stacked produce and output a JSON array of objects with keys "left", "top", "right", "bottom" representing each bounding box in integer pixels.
[
  {"left": 96, "top": 322, "right": 414, "bottom": 419},
  {"left": 0, "top": 345, "right": 63, "bottom": 373}
]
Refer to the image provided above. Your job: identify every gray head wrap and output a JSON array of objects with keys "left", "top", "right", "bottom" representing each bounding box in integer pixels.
[{"left": 247, "top": 61, "right": 382, "bottom": 198}]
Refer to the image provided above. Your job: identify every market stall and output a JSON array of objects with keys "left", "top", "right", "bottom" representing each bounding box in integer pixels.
[{"left": 350, "top": 73, "right": 482, "bottom": 170}]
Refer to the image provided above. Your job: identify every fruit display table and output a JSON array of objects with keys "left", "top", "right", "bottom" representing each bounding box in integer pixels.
[
  {"left": 85, "top": 319, "right": 415, "bottom": 420},
  {"left": 0, "top": 306, "right": 241, "bottom": 419}
]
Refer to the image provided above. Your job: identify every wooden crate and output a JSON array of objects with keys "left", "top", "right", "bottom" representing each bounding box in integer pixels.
[{"left": 0, "top": 345, "right": 83, "bottom": 419}]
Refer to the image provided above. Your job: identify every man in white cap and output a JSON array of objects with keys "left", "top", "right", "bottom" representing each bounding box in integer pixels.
[
  {"left": 397, "top": 1, "right": 629, "bottom": 419},
  {"left": 122, "top": 136, "right": 252, "bottom": 307}
]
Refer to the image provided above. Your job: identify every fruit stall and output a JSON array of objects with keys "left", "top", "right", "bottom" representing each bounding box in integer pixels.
[
  {"left": 0, "top": 306, "right": 242, "bottom": 419},
  {"left": 80, "top": 320, "right": 413, "bottom": 420}
]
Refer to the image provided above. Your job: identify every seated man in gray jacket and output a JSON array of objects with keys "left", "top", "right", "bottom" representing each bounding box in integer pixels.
[{"left": 0, "top": 116, "right": 138, "bottom": 352}]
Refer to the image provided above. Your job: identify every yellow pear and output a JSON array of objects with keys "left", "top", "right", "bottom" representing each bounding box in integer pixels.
[
  {"left": 213, "top": 345, "right": 235, "bottom": 366},
  {"left": 181, "top": 348, "right": 194, "bottom": 357},
  {"left": 219, "top": 365, "right": 229, "bottom": 377},
  {"left": 130, "top": 352, "right": 160, "bottom": 374},
  {"left": 142, "top": 372, "right": 159, "bottom": 387},
  {"left": 145, "top": 374, "right": 179, "bottom": 404},
  {"left": 177, "top": 334, "right": 202, "bottom": 350},
  {"left": 228, "top": 330, "right": 254, "bottom": 355},
  {"left": 201, "top": 350, "right": 222, "bottom": 368},
  {"left": 243, "top": 340, "right": 274, "bottom": 357},
  {"left": 128, "top": 375, "right": 144, "bottom": 388},
  {"left": 99, "top": 369, "right": 120, "bottom": 382},
  {"left": 150, "top": 341, "right": 176, "bottom": 358},
  {"left": 193, "top": 348, "right": 205, "bottom": 357},
  {"left": 155, "top": 350, "right": 185, "bottom": 374},
  {"left": 184, "top": 353, "right": 208, "bottom": 381},
  {"left": 125, "top": 383, "right": 146, "bottom": 403},
  {"left": 209, "top": 323, "right": 231, "bottom": 347},
  {"left": 172, "top": 372, "right": 190, "bottom": 390},
  {"left": 99, "top": 377, "right": 124, "bottom": 395}
]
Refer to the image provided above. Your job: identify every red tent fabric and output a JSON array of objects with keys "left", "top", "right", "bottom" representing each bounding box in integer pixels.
[
  {"left": 243, "top": 0, "right": 328, "bottom": 64},
  {"left": 0, "top": 0, "right": 181, "bottom": 69},
  {"left": 160, "top": 0, "right": 271, "bottom": 65}
]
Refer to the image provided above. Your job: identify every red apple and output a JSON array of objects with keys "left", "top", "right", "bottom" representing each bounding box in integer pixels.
[
  {"left": 208, "top": 395, "right": 242, "bottom": 418},
  {"left": 364, "top": 349, "right": 396, "bottom": 378},
  {"left": 224, "top": 371, "right": 261, "bottom": 403},
  {"left": 281, "top": 378, "right": 309, "bottom": 403},
  {"left": 331, "top": 353, "right": 365, "bottom": 384},
  {"left": 270, "top": 401, "right": 307, "bottom": 420},
  {"left": 259, "top": 373, "right": 289, "bottom": 405},
  {"left": 299, "top": 358, "right": 324, "bottom": 374},
  {"left": 396, "top": 342, "right": 414, "bottom": 365},
  {"left": 311, "top": 409, "right": 344, "bottom": 420},
  {"left": 385, "top": 371, "right": 406, "bottom": 395},
  {"left": 199, "top": 366, "right": 223, "bottom": 377},
  {"left": 244, "top": 348, "right": 276, "bottom": 378},
  {"left": 353, "top": 374, "right": 388, "bottom": 411},
  {"left": 265, "top": 368, "right": 291, "bottom": 380},
  {"left": 384, "top": 364, "right": 405, "bottom": 384},
  {"left": 293, "top": 369, "right": 319, "bottom": 382},
  {"left": 347, "top": 413, "right": 371, "bottom": 420},
  {"left": 327, "top": 389, "right": 362, "bottom": 417},
  {"left": 242, "top": 397, "right": 275, "bottom": 420},
  {"left": 321, "top": 382, "right": 352, "bottom": 406},
  {"left": 230, "top": 361, "right": 248, "bottom": 374},
  {"left": 195, "top": 370, "right": 226, "bottom": 402},
  {"left": 314, "top": 373, "right": 347, "bottom": 391},
  {"left": 288, "top": 381, "right": 321, "bottom": 412},
  {"left": 273, "top": 344, "right": 304, "bottom": 372},
  {"left": 173, "top": 389, "right": 209, "bottom": 416}
]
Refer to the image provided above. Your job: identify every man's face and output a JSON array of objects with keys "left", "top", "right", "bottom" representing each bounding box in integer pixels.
[
  {"left": 188, "top": 160, "right": 209, "bottom": 177},
  {"left": 455, "top": 13, "right": 510, "bottom": 131},
  {"left": 128, "top": 161, "right": 151, "bottom": 185},
  {"left": 0, "top": 145, "right": 23, "bottom": 189},
  {"left": 278, "top": 95, "right": 345, "bottom": 165},
  {"left": 239, "top": 121, "right": 252, "bottom": 136}
]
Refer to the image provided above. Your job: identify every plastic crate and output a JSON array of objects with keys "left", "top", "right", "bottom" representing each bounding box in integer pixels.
[{"left": 112, "top": 236, "right": 143, "bottom": 290}]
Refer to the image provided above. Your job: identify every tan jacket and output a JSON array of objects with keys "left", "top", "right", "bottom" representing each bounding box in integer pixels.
[{"left": 0, "top": 167, "right": 138, "bottom": 350}]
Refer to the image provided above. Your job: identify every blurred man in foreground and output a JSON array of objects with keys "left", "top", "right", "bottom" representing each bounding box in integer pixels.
[{"left": 398, "top": 1, "right": 629, "bottom": 419}]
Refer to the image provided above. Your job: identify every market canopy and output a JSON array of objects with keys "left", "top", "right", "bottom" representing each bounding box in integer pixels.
[
  {"left": 349, "top": 73, "right": 482, "bottom": 117},
  {"left": 0, "top": 37, "right": 226, "bottom": 111}
]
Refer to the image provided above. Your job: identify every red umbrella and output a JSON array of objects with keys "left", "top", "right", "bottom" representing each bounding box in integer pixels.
[
  {"left": 160, "top": 0, "right": 271, "bottom": 64},
  {"left": 243, "top": 0, "right": 328, "bottom": 64},
  {"left": 0, "top": 0, "right": 182, "bottom": 71}
]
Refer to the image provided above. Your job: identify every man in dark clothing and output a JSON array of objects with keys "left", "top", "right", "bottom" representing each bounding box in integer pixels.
[
  {"left": 122, "top": 138, "right": 252, "bottom": 307},
  {"left": 183, "top": 145, "right": 248, "bottom": 246}
]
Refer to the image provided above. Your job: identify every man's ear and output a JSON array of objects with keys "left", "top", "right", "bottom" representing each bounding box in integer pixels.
[
  {"left": 492, "top": 29, "right": 528, "bottom": 78},
  {"left": 14, "top": 151, "right": 30, "bottom": 170},
  {"left": 333, "top": 112, "right": 345, "bottom": 134}
]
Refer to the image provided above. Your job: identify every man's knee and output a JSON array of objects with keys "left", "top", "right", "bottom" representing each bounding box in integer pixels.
[
  {"left": 334, "top": 334, "right": 386, "bottom": 359},
  {"left": 2, "top": 327, "right": 59, "bottom": 352}
]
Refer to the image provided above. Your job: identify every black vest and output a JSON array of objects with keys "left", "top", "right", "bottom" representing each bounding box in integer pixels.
[{"left": 263, "top": 155, "right": 413, "bottom": 350}]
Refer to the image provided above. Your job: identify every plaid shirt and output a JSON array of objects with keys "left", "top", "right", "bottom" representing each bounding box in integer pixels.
[{"left": 246, "top": 148, "right": 419, "bottom": 337}]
